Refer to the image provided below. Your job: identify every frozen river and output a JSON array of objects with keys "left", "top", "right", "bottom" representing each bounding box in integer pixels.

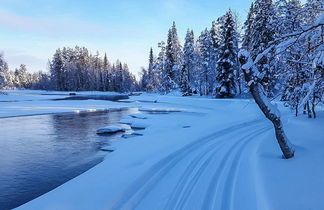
[{"left": 0, "top": 108, "right": 139, "bottom": 209}]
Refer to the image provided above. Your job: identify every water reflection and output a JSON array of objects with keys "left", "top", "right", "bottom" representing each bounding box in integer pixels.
[{"left": 0, "top": 108, "right": 138, "bottom": 210}]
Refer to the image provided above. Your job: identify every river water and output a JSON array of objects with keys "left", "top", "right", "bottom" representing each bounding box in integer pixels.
[{"left": 0, "top": 108, "right": 139, "bottom": 209}]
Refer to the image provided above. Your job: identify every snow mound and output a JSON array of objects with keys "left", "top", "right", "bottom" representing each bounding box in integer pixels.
[
  {"left": 96, "top": 126, "right": 126, "bottom": 134},
  {"left": 130, "top": 122, "right": 149, "bottom": 130},
  {"left": 100, "top": 146, "right": 116, "bottom": 152}
]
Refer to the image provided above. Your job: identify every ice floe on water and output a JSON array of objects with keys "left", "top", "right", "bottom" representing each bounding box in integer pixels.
[
  {"left": 130, "top": 122, "right": 149, "bottom": 130},
  {"left": 96, "top": 126, "right": 126, "bottom": 134}
]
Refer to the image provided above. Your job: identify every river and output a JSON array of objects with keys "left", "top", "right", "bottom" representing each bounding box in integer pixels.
[{"left": 0, "top": 108, "right": 139, "bottom": 209}]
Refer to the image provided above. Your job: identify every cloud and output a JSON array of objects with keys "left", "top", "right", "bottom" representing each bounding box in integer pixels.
[{"left": 0, "top": 9, "right": 110, "bottom": 37}]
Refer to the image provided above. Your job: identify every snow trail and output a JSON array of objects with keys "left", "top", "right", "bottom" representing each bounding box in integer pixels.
[{"left": 110, "top": 119, "right": 270, "bottom": 210}]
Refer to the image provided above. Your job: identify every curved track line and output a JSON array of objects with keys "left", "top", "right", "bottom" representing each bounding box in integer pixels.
[
  {"left": 202, "top": 126, "right": 271, "bottom": 210},
  {"left": 110, "top": 119, "right": 266, "bottom": 210},
  {"left": 178, "top": 126, "right": 270, "bottom": 210}
]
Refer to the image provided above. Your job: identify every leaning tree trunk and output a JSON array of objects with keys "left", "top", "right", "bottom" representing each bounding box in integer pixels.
[{"left": 239, "top": 51, "right": 294, "bottom": 159}]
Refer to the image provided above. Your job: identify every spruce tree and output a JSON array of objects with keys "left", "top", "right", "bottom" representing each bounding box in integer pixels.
[
  {"left": 181, "top": 29, "right": 195, "bottom": 96},
  {"left": 215, "top": 9, "right": 239, "bottom": 98},
  {"left": 146, "top": 48, "right": 155, "bottom": 91},
  {"left": 165, "top": 21, "right": 183, "bottom": 90},
  {"left": 197, "top": 28, "right": 213, "bottom": 95},
  {"left": 50, "top": 49, "right": 64, "bottom": 90},
  {"left": 0, "top": 53, "right": 9, "bottom": 89},
  {"left": 242, "top": 3, "right": 255, "bottom": 50}
]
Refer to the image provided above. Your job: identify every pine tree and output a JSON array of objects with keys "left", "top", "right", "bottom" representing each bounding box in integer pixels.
[
  {"left": 50, "top": 49, "right": 64, "bottom": 90},
  {"left": 197, "top": 28, "right": 213, "bottom": 95},
  {"left": 242, "top": 3, "right": 255, "bottom": 50},
  {"left": 0, "top": 53, "right": 9, "bottom": 89},
  {"left": 181, "top": 29, "right": 195, "bottom": 96},
  {"left": 165, "top": 21, "right": 183, "bottom": 90},
  {"left": 146, "top": 48, "right": 155, "bottom": 91},
  {"left": 215, "top": 9, "right": 239, "bottom": 98},
  {"left": 157, "top": 41, "right": 174, "bottom": 93},
  {"left": 17, "top": 64, "right": 28, "bottom": 88}
]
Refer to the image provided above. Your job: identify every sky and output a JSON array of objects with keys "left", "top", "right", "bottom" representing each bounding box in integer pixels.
[{"left": 0, "top": 0, "right": 254, "bottom": 77}]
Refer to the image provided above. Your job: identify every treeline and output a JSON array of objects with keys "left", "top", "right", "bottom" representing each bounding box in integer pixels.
[
  {"left": 0, "top": 54, "right": 50, "bottom": 90},
  {"left": 140, "top": 0, "right": 323, "bottom": 117},
  {"left": 50, "top": 46, "right": 137, "bottom": 92},
  {"left": 140, "top": 11, "right": 241, "bottom": 97},
  {"left": 0, "top": 46, "right": 138, "bottom": 92}
]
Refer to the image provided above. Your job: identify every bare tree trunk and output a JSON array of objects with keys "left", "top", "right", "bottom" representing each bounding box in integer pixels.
[
  {"left": 311, "top": 101, "right": 316, "bottom": 119},
  {"left": 303, "top": 104, "right": 307, "bottom": 114},
  {"left": 306, "top": 101, "right": 312, "bottom": 118},
  {"left": 295, "top": 104, "right": 298, "bottom": 117},
  {"left": 239, "top": 52, "right": 294, "bottom": 159}
]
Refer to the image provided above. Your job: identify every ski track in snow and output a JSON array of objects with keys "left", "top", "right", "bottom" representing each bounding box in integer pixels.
[{"left": 110, "top": 118, "right": 271, "bottom": 210}]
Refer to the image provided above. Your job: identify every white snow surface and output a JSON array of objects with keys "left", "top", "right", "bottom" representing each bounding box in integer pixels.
[
  {"left": 101, "top": 146, "right": 116, "bottom": 152},
  {"left": 130, "top": 122, "right": 149, "bottom": 129},
  {"left": 2, "top": 90, "right": 323, "bottom": 210}
]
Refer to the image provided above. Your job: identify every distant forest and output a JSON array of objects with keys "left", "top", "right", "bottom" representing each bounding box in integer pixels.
[{"left": 0, "top": 46, "right": 138, "bottom": 92}]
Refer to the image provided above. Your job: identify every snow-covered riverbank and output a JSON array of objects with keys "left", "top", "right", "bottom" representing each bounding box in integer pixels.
[{"left": 1, "top": 90, "right": 323, "bottom": 210}]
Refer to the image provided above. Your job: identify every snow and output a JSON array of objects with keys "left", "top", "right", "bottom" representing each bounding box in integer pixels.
[
  {"left": 96, "top": 126, "right": 126, "bottom": 134},
  {"left": 130, "top": 114, "right": 148, "bottom": 119},
  {"left": 130, "top": 122, "right": 149, "bottom": 130},
  {"left": 101, "top": 146, "right": 116, "bottom": 152},
  {"left": 2, "top": 90, "right": 323, "bottom": 210},
  {"left": 139, "top": 107, "right": 183, "bottom": 113}
]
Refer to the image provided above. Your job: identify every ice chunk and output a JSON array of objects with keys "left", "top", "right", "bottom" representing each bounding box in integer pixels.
[
  {"left": 96, "top": 126, "right": 126, "bottom": 134},
  {"left": 130, "top": 122, "right": 149, "bottom": 130}
]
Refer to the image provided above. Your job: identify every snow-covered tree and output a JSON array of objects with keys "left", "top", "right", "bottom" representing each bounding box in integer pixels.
[
  {"left": 247, "top": 0, "right": 277, "bottom": 97},
  {"left": 239, "top": 49, "right": 295, "bottom": 159},
  {"left": 276, "top": 0, "right": 323, "bottom": 117},
  {"left": 157, "top": 40, "right": 175, "bottom": 94},
  {"left": 17, "top": 64, "right": 28, "bottom": 88},
  {"left": 181, "top": 29, "right": 195, "bottom": 95},
  {"left": 242, "top": 3, "right": 255, "bottom": 50},
  {"left": 145, "top": 48, "right": 156, "bottom": 91},
  {"left": 50, "top": 49, "right": 64, "bottom": 90},
  {"left": 0, "top": 53, "right": 9, "bottom": 89},
  {"left": 196, "top": 28, "right": 214, "bottom": 95},
  {"left": 165, "top": 22, "right": 183, "bottom": 89},
  {"left": 48, "top": 46, "right": 136, "bottom": 92},
  {"left": 215, "top": 9, "right": 239, "bottom": 98}
]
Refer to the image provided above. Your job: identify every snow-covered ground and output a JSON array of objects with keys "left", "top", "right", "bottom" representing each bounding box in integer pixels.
[{"left": 1, "top": 90, "right": 323, "bottom": 210}]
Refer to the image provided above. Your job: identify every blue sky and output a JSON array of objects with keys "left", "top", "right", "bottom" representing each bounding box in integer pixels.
[{"left": 0, "top": 0, "right": 253, "bottom": 76}]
